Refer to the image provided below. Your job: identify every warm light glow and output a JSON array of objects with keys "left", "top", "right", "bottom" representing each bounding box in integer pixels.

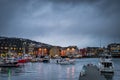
[
  {"left": 5, "top": 47, "right": 8, "bottom": 49},
  {"left": 14, "top": 48, "right": 16, "bottom": 50},
  {"left": 67, "top": 48, "right": 70, "bottom": 51},
  {"left": 18, "top": 53, "right": 22, "bottom": 56},
  {"left": 44, "top": 48, "right": 47, "bottom": 51},
  {"left": 61, "top": 50, "right": 66, "bottom": 56},
  {"left": 44, "top": 48, "right": 47, "bottom": 53},
  {"left": 39, "top": 48, "right": 42, "bottom": 51},
  {"left": 19, "top": 48, "right": 22, "bottom": 50},
  {"left": 72, "top": 48, "right": 75, "bottom": 51}
]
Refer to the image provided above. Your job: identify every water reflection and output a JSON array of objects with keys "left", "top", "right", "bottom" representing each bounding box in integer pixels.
[
  {"left": 72, "top": 67, "right": 75, "bottom": 78},
  {"left": 8, "top": 68, "right": 11, "bottom": 80},
  {"left": 0, "top": 67, "right": 24, "bottom": 74},
  {"left": 101, "top": 73, "right": 114, "bottom": 80},
  {"left": 0, "top": 58, "right": 120, "bottom": 80},
  {"left": 66, "top": 66, "right": 75, "bottom": 79},
  {"left": 0, "top": 67, "right": 25, "bottom": 80}
]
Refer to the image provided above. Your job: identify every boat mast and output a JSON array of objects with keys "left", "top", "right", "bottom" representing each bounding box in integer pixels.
[{"left": 23, "top": 42, "right": 26, "bottom": 57}]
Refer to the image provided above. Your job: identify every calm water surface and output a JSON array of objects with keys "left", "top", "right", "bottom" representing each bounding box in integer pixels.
[{"left": 0, "top": 58, "right": 120, "bottom": 80}]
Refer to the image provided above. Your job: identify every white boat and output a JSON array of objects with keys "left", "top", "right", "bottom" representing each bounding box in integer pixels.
[
  {"left": 99, "top": 58, "right": 114, "bottom": 73},
  {"left": 100, "top": 53, "right": 112, "bottom": 61},
  {"left": 42, "top": 56, "right": 50, "bottom": 63},
  {"left": 57, "top": 58, "right": 75, "bottom": 65},
  {"left": 0, "top": 58, "right": 20, "bottom": 67}
]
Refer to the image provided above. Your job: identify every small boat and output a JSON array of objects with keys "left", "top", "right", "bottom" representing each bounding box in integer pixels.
[
  {"left": 18, "top": 59, "right": 27, "bottom": 63},
  {"left": 0, "top": 63, "right": 20, "bottom": 67},
  {"left": 42, "top": 56, "right": 50, "bottom": 63},
  {"left": 0, "top": 58, "right": 20, "bottom": 67},
  {"left": 57, "top": 58, "right": 75, "bottom": 65},
  {"left": 18, "top": 54, "right": 32, "bottom": 63}
]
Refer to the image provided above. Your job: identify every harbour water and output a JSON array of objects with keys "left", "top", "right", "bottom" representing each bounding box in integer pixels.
[{"left": 0, "top": 58, "right": 120, "bottom": 80}]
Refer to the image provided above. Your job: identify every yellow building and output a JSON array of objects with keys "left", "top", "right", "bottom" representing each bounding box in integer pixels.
[
  {"left": 49, "top": 46, "right": 60, "bottom": 58},
  {"left": 62, "top": 46, "right": 79, "bottom": 57}
]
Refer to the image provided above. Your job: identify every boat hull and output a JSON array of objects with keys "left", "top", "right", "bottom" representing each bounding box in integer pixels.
[
  {"left": 0, "top": 64, "right": 20, "bottom": 67},
  {"left": 42, "top": 59, "right": 50, "bottom": 63}
]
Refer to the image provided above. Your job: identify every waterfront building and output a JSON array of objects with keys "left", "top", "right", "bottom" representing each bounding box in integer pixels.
[
  {"left": 65, "top": 46, "right": 79, "bottom": 58},
  {"left": 60, "top": 48, "right": 66, "bottom": 57},
  {"left": 86, "top": 47, "right": 100, "bottom": 57},
  {"left": 28, "top": 43, "right": 35, "bottom": 55},
  {"left": 0, "top": 37, "right": 52, "bottom": 58},
  {"left": 33, "top": 45, "right": 49, "bottom": 57},
  {"left": 79, "top": 48, "right": 87, "bottom": 57},
  {"left": 107, "top": 43, "right": 120, "bottom": 57},
  {"left": 38, "top": 47, "right": 48, "bottom": 56},
  {"left": 0, "top": 38, "right": 24, "bottom": 57},
  {"left": 60, "top": 46, "right": 79, "bottom": 58},
  {"left": 49, "top": 46, "right": 60, "bottom": 58}
]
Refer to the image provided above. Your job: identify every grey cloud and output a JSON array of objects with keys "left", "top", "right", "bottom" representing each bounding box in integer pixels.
[{"left": 0, "top": 0, "right": 120, "bottom": 47}]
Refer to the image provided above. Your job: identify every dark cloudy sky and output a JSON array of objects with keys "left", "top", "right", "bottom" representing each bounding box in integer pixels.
[{"left": 0, "top": 0, "right": 120, "bottom": 47}]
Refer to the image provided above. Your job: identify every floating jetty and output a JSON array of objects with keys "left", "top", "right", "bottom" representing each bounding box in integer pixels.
[{"left": 79, "top": 64, "right": 106, "bottom": 80}]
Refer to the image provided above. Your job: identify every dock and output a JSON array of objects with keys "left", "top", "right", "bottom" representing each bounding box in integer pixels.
[{"left": 79, "top": 64, "right": 106, "bottom": 80}]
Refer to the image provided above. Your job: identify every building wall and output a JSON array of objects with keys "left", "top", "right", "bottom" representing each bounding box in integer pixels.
[
  {"left": 49, "top": 46, "right": 60, "bottom": 57},
  {"left": 0, "top": 38, "right": 24, "bottom": 57},
  {"left": 108, "top": 43, "right": 120, "bottom": 57}
]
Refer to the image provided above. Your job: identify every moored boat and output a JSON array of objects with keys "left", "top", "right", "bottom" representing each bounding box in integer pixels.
[
  {"left": 99, "top": 60, "right": 114, "bottom": 73},
  {"left": 100, "top": 53, "right": 112, "bottom": 61},
  {"left": 0, "top": 63, "right": 20, "bottom": 67},
  {"left": 0, "top": 58, "right": 20, "bottom": 67},
  {"left": 99, "top": 53, "right": 114, "bottom": 73},
  {"left": 42, "top": 56, "right": 50, "bottom": 63},
  {"left": 57, "top": 58, "right": 75, "bottom": 65}
]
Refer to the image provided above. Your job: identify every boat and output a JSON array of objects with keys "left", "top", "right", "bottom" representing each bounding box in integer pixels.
[
  {"left": 18, "top": 59, "right": 27, "bottom": 63},
  {"left": 42, "top": 56, "right": 50, "bottom": 63},
  {"left": 0, "top": 62, "right": 20, "bottom": 67},
  {"left": 99, "top": 60, "right": 114, "bottom": 73},
  {"left": 0, "top": 58, "right": 20, "bottom": 67},
  {"left": 57, "top": 58, "right": 75, "bottom": 65},
  {"left": 100, "top": 53, "right": 112, "bottom": 61},
  {"left": 99, "top": 53, "right": 114, "bottom": 73}
]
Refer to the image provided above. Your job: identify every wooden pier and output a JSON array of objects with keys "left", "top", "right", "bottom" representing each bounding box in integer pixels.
[{"left": 79, "top": 64, "right": 106, "bottom": 80}]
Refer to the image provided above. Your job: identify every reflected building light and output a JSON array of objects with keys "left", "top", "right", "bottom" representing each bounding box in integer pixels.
[
  {"left": 71, "top": 66, "right": 75, "bottom": 78},
  {"left": 67, "top": 67, "right": 70, "bottom": 78}
]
